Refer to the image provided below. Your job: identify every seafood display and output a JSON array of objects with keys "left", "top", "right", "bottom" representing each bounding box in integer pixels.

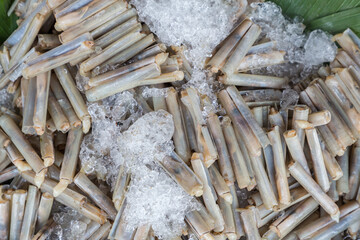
[{"left": 0, "top": 0, "right": 359, "bottom": 239}]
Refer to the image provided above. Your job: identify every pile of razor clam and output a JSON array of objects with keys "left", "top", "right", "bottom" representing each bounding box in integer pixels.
[{"left": 1, "top": 0, "right": 360, "bottom": 239}]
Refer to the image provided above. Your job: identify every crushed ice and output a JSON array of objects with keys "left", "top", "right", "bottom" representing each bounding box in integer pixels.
[
  {"left": 131, "top": 0, "right": 243, "bottom": 66},
  {"left": 80, "top": 91, "right": 143, "bottom": 183},
  {"left": 131, "top": 0, "right": 243, "bottom": 101},
  {"left": 119, "top": 110, "right": 195, "bottom": 239},
  {"left": 124, "top": 164, "right": 197, "bottom": 239},
  {"left": 118, "top": 110, "right": 175, "bottom": 169},
  {"left": 141, "top": 86, "right": 169, "bottom": 98},
  {"left": 51, "top": 207, "right": 89, "bottom": 240},
  {"left": 249, "top": 2, "right": 337, "bottom": 84},
  {"left": 80, "top": 101, "right": 198, "bottom": 238},
  {"left": 117, "top": 110, "right": 198, "bottom": 239}
]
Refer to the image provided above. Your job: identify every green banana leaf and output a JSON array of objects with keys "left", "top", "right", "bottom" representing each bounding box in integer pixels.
[
  {"left": 0, "top": 0, "right": 18, "bottom": 44},
  {"left": 270, "top": 0, "right": 360, "bottom": 36},
  {"left": 308, "top": 7, "right": 360, "bottom": 36}
]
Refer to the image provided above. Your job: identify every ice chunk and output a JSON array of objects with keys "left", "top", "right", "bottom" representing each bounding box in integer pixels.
[
  {"left": 141, "top": 86, "right": 169, "bottom": 98},
  {"left": 280, "top": 88, "right": 299, "bottom": 109},
  {"left": 304, "top": 30, "right": 337, "bottom": 66},
  {"left": 51, "top": 207, "right": 89, "bottom": 240}
]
